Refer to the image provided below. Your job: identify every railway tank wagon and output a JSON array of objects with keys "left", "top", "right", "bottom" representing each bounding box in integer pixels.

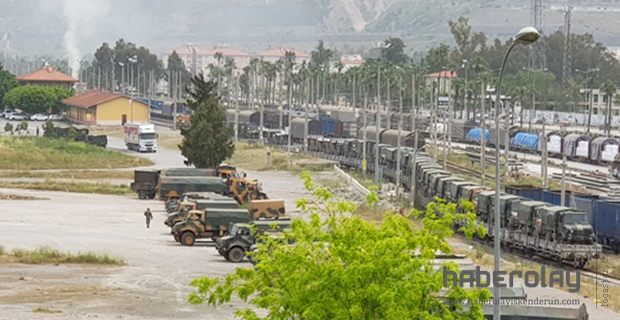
[{"left": 590, "top": 137, "right": 619, "bottom": 163}]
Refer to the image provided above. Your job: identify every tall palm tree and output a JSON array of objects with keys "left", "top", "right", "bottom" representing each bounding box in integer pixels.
[{"left": 601, "top": 80, "right": 617, "bottom": 136}]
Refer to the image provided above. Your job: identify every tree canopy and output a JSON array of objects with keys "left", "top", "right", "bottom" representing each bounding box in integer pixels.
[
  {"left": 179, "top": 74, "right": 235, "bottom": 168},
  {"left": 3, "top": 85, "right": 72, "bottom": 114},
  {"left": 188, "top": 172, "right": 489, "bottom": 320},
  {"left": 0, "top": 65, "right": 19, "bottom": 109}
]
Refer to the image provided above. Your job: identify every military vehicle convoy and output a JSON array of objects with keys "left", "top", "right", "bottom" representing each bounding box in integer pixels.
[
  {"left": 411, "top": 155, "right": 601, "bottom": 268},
  {"left": 215, "top": 219, "right": 292, "bottom": 262}
]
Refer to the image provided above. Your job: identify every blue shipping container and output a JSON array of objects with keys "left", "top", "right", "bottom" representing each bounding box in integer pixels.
[
  {"left": 591, "top": 201, "right": 620, "bottom": 248},
  {"left": 466, "top": 128, "right": 491, "bottom": 143},
  {"left": 320, "top": 117, "right": 337, "bottom": 135},
  {"left": 511, "top": 132, "right": 539, "bottom": 150}
]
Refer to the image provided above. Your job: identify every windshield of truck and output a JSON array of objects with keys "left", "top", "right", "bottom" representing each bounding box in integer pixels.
[
  {"left": 229, "top": 225, "right": 240, "bottom": 237},
  {"left": 140, "top": 133, "right": 156, "bottom": 140},
  {"left": 563, "top": 213, "right": 588, "bottom": 224}
]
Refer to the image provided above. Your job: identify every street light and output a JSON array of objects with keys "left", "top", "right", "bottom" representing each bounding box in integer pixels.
[{"left": 492, "top": 26, "right": 540, "bottom": 320}]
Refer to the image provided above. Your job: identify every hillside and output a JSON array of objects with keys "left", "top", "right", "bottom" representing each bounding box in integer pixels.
[{"left": 1, "top": 0, "right": 620, "bottom": 57}]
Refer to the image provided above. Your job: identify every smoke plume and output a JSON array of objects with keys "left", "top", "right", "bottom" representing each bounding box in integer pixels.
[{"left": 61, "top": 0, "right": 108, "bottom": 78}]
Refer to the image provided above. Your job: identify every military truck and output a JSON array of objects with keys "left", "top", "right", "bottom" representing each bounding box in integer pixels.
[
  {"left": 165, "top": 199, "right": 240, "bottom": 227},
  {"left": 157, "top": 176, "right": 228, "bottom": 200},
  {"left": 172, "top": 208, "right": 251, "bottom": 246},
  {"left": 512, "top": 200, "right": 549, "bottom": 235},
  {"left": 227, "top": 177, "right": 268, "bottom": 204},
  {"left": 536, "top": 206, "right": 596, "bottom": 244},
  {"left": 167, "top": 192, "right": 231, "bottom": 213},
  {"left": 249, "top": 199, "right": 286, "bottom": 219},
  {"left": 161, "top": 168, "right": 217, "bottom": 177},
  {"left": 215, "top": 219, "right": 292, "bottom": 262},
  {"left": 131, "top": 170, "right": 160, "bottom": 199}
]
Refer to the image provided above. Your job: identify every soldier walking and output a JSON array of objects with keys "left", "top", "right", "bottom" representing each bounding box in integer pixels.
[{"left": 144, "top": 208, "right": 153, "bottom": 229}]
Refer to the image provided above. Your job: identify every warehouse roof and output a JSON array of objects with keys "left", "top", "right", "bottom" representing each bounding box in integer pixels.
[
  {"left": 17, "top": 66, "right": 78, "bottom": 83},
  {"left": 63, "top": 90, "right": 141, "bottom": 109}
]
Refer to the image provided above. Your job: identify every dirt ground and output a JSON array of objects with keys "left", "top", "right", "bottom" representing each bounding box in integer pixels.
[{"left": 0, "top": 167, "right": 310, "bottom": 320}]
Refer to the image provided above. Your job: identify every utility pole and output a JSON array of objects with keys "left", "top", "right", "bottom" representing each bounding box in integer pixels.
[
  {"left": 481, "top": 80, "right": 487, "bottom": 185},
  {"left": 560, "top": 126, "right": 567, "bottom": 205},
  {"left": 234, "top": 76, "right": 239, "bottom": 142},
  {"left": 432, "top": 81, "right": 438, "bottom": 159},
  {"left": 362, "top": 89, "right": 368, "bottom": 175},
  {"left": 287, "top": 72, "right": 293, "bottom": 165},
  {"left": 541, "top": 122, "right": 548, "bottom": 188},
  {"left": 375, "top": 63, "right": 382, "bottom": 184},
  {"left": 463, "top": 59, "right": 469, "bottom": 119},
  {"left": 396, "top": 77, "right": 403, "bottom": 202},
  {"left": 504, "top": 99, "right": 511, "bottom": 177},
  {"left": 448, "top": 83, "right": 454, "bottom": 154},
  {"left": 411, "top": 73, "right": 416, "bottom": 131},
  {"left": 410, "top": 129, "right": 419, "bottom": 208},
  {"left": 386, "top": 77, "right": 391, "bottom": 129},
  {"left": 304, "top": 78, "right": 310, "bottom": 152}
]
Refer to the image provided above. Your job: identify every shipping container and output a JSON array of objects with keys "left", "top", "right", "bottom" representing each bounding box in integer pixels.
[{"left": 590, "top": 200, "right": 620, "bottom": 252}]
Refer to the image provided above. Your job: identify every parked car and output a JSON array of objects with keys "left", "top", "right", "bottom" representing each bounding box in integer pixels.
[
  {"left": 30, "top": 113, "right": 49, "bottom": 121},
  {"left": 2, "top": 109, "right": 13, "bottom": 118},
  {"left": 7, "top": 112, "right": 27, "bottom": 120},
  {"left": 48, "top": 114, "right": 65, "bottom": 121}
]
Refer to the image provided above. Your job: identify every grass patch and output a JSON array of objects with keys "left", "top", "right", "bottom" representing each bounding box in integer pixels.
[
  {"left": 158, "top": 130, "right": 184, "bottom": 150},
  {"left": 350, "top": 171, "right": 378, "bottom": 190},
  {"left": 33, "top": 307, "right": 63, "bottom": 314},
  {"left": 0, "top": 136, "right": 153, "bottom": 170},
  {"left": 0, "top": 170, "right": 133, "bottom": 180},
  {"left": 5, "top": 246, "right": 125, "bottom": 265},
  {"left": 227, "top": 142, "right": 327, "bottom": 172},
  {"left": 0, "top": 180, "right": 130, "bottom": 195}
]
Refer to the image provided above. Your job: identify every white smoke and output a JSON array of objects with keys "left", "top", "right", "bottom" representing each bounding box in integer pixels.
[{"left": 61, "top": 0, "right": 108, "bottom": 78}]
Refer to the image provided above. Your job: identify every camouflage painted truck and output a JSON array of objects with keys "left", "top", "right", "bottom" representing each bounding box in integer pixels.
[
  {"left": 215, "top": 219, "right": 292, "bottom": 262},
  {"left": 165, "top": 198, "right": 240, "bottom": 227},
  {"left": 157, "top": 176, "right": 228, "bottom": 200},
  {"left": 166, "top": 192, "right": 232, "bottom": 213},
  {"left": 249, "top": 199, "right": 286, "bottom": 219},
  {"left": 172, "top": 208, "right": 251, "bottom": 246}
]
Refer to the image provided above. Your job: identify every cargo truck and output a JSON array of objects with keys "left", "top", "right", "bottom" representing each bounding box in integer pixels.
[{"left": 123, "top": 123, "right": 157, "bottom": 152}]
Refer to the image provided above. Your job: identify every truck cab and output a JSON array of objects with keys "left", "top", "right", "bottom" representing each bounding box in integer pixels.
[
  {"left": 215, "top": 220, "right": 292, "bottom": 262},
  {"left": 123, "top": 123, "right": 158, "bottom": 152},
  {"left": 537, "top": 206, "right": 596, "bottom": 244}
]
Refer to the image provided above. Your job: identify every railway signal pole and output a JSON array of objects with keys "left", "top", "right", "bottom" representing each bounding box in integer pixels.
[{"left": 560, "top": 126, "right": 567, "bottom": 205}]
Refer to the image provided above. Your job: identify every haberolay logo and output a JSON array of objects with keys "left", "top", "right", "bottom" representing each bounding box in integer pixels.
[{"left": 442, "top": 266, "right": 580, "bottom": 293}]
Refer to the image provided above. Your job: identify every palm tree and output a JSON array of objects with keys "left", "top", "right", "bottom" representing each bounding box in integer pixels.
[
  {"left": 601, "top": 80, "right": 617, "bottom": 136},
  {"left": 223, "top": 57, "right": 236, "bottom": 103}
]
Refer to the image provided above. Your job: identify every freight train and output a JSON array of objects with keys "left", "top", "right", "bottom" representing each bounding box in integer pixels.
[
  {"left": 301, "top": 136, "right": 602, "bottom": 268},
  {"left": 226, "top": 107, "right": 620, "bottom": 165},
  {"left": 228, "top": 111, "right": 616, "bottom": 267}
]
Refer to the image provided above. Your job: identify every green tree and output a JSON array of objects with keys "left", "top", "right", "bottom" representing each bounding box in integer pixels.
[
  {"left": 179, "top": 74, "right": 234, "bottom": 168},
  {"left": 4, "top": 122, "right": 13, "bottom": 134},
  {"left": 0, "top": 65, "right": 19, "bottom": 109},
  {"left": 3, "top": 86, "right": 73, "bottom": 114},
  {"left": 167, "top": 51, "right": 192, "bottom": 96},
  {"left": 381, "top": 37, "right": 409, "bottom": 65},
  {"left": 188, "top": 172, "right": 489, "bottom": 320}
]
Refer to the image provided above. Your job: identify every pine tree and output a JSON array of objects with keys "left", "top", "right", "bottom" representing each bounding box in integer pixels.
[{"left": 179, "top": 74, "right": 234, "bottom": 168}]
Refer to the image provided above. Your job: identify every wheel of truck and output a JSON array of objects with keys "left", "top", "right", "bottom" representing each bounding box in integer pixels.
[
  {"left": 181, "top": 232, "right": 196, "bottom": 246},
  {"left": 257, "top": 193, "right": 268, "bottom": 200},
  {"left": 138, "top": 191, "right": 147, "bottom": 200},
  {"left": 173, "top": 233, "right": 180, "bottom": 242},
  {"left": 148, "top": 192, "right": 156, "bottom": 199},
  {"left": 226, "top": 247, "right": 245, "bottom": 263}
]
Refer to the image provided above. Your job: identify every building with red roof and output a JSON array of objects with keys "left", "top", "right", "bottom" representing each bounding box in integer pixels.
[
  {"left": 255, "top": 47, "right": 310, "bottom": 63},
  {"left": 64, "top": 90, "right": 149, "bottom": 125},
  {"left": 425, "top": 70, "right": 458, "bottom": 95},
  {"left": 17, "top": 66, "right": 78, "bottom": 90}
]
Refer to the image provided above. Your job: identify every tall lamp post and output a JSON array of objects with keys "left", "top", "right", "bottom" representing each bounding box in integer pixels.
[{"left": 492, "top": 26, "right": 540, "bottom": 320}]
